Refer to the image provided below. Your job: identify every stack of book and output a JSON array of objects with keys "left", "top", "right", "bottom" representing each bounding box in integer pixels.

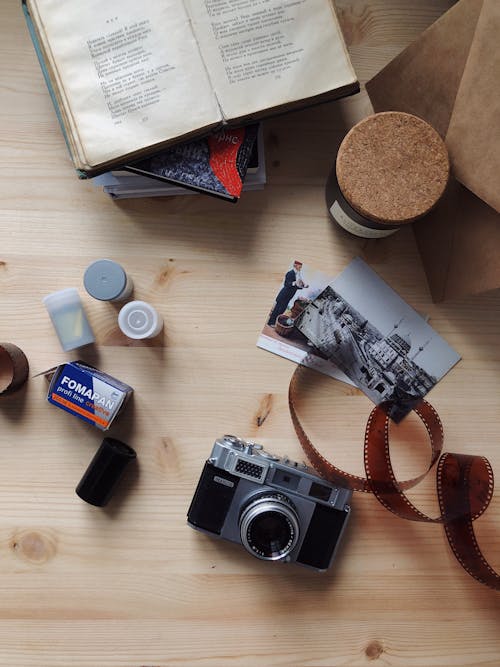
[
  {"left": 92, "top": 124, "right": 266, "bottom": 202},
  {"left": 23, "top": 0, "right": 359, "bottom": 202}
]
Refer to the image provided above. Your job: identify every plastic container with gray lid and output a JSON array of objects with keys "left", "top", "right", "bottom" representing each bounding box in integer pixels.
[{"left": 83, "top": 259, "right": 133, "bottom": 302}]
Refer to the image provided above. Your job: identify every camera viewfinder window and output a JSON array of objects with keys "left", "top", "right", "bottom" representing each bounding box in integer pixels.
[
  {"left": 273, "top": 469, "right": 300, "bottom": 490},
  {"left": 309, "top": 482, "right": 332, "bottom": 501}
]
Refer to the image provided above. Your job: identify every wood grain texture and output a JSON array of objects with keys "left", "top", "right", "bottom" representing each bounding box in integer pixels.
[{"left": 2, "top": 1, "right": 500, "bottom": 665}]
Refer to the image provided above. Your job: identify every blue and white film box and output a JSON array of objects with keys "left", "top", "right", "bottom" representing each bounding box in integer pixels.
[{"left": 46, "top": 361, "right": 133, "bottom": 430}]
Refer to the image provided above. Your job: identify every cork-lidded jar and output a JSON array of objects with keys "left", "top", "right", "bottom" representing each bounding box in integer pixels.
[{"left": 326, "top": 112, "right": 450, "bottom": 238}]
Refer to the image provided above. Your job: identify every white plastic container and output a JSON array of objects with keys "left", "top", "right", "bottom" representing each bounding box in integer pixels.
[
  {"left": 118, "top": 301, "right": 163, "bottom": 339},
  {"left": 43, "top": 288, "right": 95, "bottom": 351}
]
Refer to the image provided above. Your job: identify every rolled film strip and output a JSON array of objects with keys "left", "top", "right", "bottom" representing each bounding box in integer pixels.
[
  {"left": 288, "top": 365, "right": 500, "bottom": 591},
  {"left": 0, "top": 342, "right": 29, "bottom": 396}
]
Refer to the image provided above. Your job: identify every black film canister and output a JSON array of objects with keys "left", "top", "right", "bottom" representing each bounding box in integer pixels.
[{"left": 76, "top": 437, "right": 137, "bottom": 507}]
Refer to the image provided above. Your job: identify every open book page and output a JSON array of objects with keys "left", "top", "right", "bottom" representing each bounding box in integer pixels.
[
  {"left": 29, "top": 0, "right": 222, "bottom": 170},
  {"left": 185, "top": 0, "right": 357, "bottom": 121}
]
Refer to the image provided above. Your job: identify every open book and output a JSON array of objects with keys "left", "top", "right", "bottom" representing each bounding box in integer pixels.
[{"left": 23, "top": 0, "right": 358, "bottom": 177}]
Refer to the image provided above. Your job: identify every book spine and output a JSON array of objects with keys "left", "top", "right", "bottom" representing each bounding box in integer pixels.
[{"left": 22, "top": 1, "right": 86, "bottom": 178}]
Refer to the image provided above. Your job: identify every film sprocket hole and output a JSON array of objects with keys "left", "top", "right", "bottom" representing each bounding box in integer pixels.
[{"left": 187, "top": 435, "right": 352, "bottom": 572}]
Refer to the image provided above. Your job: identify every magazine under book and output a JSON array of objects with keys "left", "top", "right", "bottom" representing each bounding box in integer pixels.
[{"left": 124, "top": 124, "right": 259, "bottom": 202}]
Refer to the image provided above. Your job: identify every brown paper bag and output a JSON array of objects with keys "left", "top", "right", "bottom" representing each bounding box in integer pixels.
[{"left": 366, "top": 0, "right": 500, "bottom": 301}]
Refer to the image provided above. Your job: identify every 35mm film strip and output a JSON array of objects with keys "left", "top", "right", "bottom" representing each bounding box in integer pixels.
[{"left": 288, "top": 366, "right": 499, "bottom": 591}]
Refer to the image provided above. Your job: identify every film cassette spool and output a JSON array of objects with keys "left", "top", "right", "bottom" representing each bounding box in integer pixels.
[
  {"left": 288, "top": 365, "right": 500, "bottom": 591},
  {"left": 0, "top": 342, "right": 29, "bottom": 396}
]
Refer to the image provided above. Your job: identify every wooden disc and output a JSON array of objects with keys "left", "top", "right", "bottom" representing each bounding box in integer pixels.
[{"left": 336, "top": 112, "right": 450, "bottom": 225}]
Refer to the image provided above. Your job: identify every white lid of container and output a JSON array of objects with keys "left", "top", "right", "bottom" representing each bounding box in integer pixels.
[
  {"left": 118, "top": 301, "right": 163, "bottom": 339},
  {"left": 42, "top": 287, "right": 81, "bottom": 311}
]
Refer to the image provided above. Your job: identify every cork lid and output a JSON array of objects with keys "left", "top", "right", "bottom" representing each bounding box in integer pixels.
[{"left": 336, "top": 112, "right": 450, "bottom": 225}]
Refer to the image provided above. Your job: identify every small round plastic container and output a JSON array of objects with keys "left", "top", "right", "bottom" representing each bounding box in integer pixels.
[
  {"left": 83, "top": 259, "right": 133, "bottom": 302},
  {"left": 118, "top": 300, "right": 163, "bottom": 339},
  {"left": 43, "top": 288, "right": 95, "bottom": 351},
  {"left": 76, "top": 437, "right": 137, "bottom": 507}
]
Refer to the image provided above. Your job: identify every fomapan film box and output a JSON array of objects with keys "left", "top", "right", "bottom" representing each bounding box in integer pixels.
[{"left": 46, "top": 361, "right": 133, "bottom": 430}]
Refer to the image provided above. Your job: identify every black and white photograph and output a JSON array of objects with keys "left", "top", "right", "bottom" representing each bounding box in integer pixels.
[
  {"left": 258, "top": 258, "right": 461, "bottom": 419},
  {"left": 295, "top": 258, "right": 461, "bottom": 420}
]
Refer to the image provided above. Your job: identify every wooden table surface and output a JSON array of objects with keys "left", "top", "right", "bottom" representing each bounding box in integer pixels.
[{"left": 1, "top": 1, "right": 500, "bottom": 665}]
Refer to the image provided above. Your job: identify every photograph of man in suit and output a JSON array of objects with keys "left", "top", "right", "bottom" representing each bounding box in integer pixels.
[{"left": 267, "top": 260, "right": 309, "bottom": 326}]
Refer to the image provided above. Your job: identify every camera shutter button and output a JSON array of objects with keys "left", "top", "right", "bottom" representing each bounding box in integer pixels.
[
  {"left": 224, "top": 435, "right": 245, "bottom": 450},
  {"left": 245, "top": 441, "right": 263, "bottom": 454}
]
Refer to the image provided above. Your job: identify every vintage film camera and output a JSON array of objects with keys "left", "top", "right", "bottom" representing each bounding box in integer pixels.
[{"left": 187, "top": 435, "right": 352, "bottom": 572}]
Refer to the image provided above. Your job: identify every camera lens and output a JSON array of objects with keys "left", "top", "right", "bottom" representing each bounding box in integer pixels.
[
  {"left": 248, "top": 512, "right": 292, "bottom": 557},
  {"left": 239, "top": 494, "right": 299, "bottom": 561}
]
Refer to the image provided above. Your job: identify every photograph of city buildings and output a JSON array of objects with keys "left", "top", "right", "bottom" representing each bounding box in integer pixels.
[
  {"left": 295, "top": 285, "right": 438, "bottom": 420},
  {"left": 258, "top": 258, "right": 460, "bottom": 420}
]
